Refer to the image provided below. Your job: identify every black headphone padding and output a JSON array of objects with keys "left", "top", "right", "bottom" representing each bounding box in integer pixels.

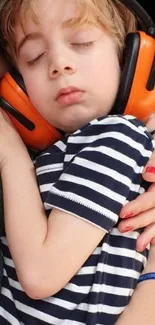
[{"left": 111, "top": 33, "right": 140, "bottom": 115}]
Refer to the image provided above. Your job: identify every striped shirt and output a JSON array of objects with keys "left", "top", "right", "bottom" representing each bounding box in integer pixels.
[{"left": 0, "top": 115, "right": 154, "bottom": 325}]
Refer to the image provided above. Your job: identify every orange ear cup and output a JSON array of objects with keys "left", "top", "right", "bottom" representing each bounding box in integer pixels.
[
  {"left": 0, "top": 73, "right": 62, "bottom": 150},
  {"left": 124, "top": 31, "right": 155, "bottom": 121}
]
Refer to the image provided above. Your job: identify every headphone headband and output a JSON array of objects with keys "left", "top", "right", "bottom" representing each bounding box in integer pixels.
[{"left": 120, "top": 0, "right": 155, "bottom": 36}]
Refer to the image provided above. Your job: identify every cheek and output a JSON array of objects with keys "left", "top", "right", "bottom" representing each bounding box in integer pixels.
[
  {"left": 86, "top": 58, "right": 120, "bottom": 94},
  {"left": 21, "top": 66, "right": 47, "bottom": 102},
  {"left": 80, "top": 44, "right": 120, "bottom": 90},
  {"left": 24, "top": 78, "right": 55, "bottom": 124},
  {"left": 26, "top": 84, "right": 40, "bottom": 108},
  {"left": 86, "top": 52, "right": 120, "bottom": 111},
  {"left": 96, "top": 53, "right": 120, "bottom": 92},
  {"left": 24, "top": 77, "right": 47, "bottom": 110}
]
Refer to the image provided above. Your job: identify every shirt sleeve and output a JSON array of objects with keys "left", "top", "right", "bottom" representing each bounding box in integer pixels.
[{"left": 44, "top": 116, "right": 154, "bottom": 232}]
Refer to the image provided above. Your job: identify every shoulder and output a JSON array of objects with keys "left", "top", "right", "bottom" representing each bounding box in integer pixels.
[
  {"left": 72, "top": 115, "right": 151, "bottom": 136},
  {"left": 68, "top": 115, "right": 154, "bottom": 151}
]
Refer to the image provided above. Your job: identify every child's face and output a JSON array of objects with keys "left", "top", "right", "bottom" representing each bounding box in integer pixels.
[{"left": 15, "top": 0, "right": 121, "bottom": 133}]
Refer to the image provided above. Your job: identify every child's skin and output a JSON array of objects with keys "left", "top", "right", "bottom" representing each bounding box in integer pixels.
[
  {"left": 13, "top": 0, "right": 155, "bottom": 250},
  {"left": 1, "top": 0, "right": 155, "bottom": 323},
  {"left": 0, "top": 0, "right": 153, "bottom": 291},
  {"left": 0, "top": 4, "right": 155, "bottom": 253}
]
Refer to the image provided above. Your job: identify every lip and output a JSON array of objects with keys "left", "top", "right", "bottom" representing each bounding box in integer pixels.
[{"left": 55, "top": 86, "right": 84, "bottom": 106}]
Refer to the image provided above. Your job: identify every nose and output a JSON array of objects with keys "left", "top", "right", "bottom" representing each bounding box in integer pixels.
[{"left": 48, "top": 51, "right": 77, "bottom": 79}]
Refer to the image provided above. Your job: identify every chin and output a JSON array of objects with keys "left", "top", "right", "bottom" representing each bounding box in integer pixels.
[
  {"left": 59, "top": 113, "right": 93, "bottom": 134},
  {"left": 59, "top": 123, "right": 80, "bottom": 134}
]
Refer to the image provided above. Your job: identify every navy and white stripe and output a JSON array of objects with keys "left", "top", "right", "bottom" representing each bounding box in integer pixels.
[{"left": 0, "top": 115, "right": 154, "bottom": 325}]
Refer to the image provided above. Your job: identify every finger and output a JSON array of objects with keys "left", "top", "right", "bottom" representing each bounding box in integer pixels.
[
  {"left": 136, "top": 223, "right": 155, "bottom": 252},
  {"left": 120, "top": 192, "right": 155, "bottom": 219},
  {"left": 146, "top": 113, "right": 155, "bottom": 136},
  {"left": 118, "top": 208, "right": 155, "bottom": 233},
  {"left": 0, "top": 108, "right": 14, "bottom": 125},
  {"left": 151, "top": 237, "right": 155, "bottom": 245},
  {"left": 142, "top": 160, "right": 155, "bottom": 182},
  {"left": 142, "top": 112, "right": 155, "bottom": 181},
  {"left": 142, "top": 133, "right": 155, "bottom": 181},
  {"left": 147, "top": 183, "right": 155, "bottom": 192}
]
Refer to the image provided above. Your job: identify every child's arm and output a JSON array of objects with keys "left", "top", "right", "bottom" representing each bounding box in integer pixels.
[
  {"left": 0, "top": 112, "right": 152, "bottom": 301},
  {"left": 115, "top": 245, "right": 155, "bottom": 325},
  {"left": 0, "top": 110, "right": 107, "bottom": 299}
]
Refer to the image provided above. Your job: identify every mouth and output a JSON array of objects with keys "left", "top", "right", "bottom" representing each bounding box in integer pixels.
[{"left": 55, "top": 86, "right": 84, "bottom": 106}]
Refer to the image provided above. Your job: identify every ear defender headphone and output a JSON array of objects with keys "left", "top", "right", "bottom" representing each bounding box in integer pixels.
[
  {"left": 111, "top": 0, "right": 155, "bottom": 118},
  {"left": 0, "top": 70, "right": 62, "bottom": 150},
  {"left": 0, "top": 0, "right": 155, "bottom": 150}
]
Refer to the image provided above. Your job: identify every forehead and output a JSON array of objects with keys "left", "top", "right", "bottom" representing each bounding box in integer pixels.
[
  {"left": 15, "top": 0, "right": 97, "bottom": 42},
  {"left": 14, "top": 0, "right": 79, "bottom": 44},
  {"left": 20, "top": 0, "right": 80, "bottom": 29},
  {"left": 37, "top": 0, "right": 77, "bottom": 21}
]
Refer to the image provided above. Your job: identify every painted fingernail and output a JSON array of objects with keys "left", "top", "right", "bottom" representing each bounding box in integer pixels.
[
  {"left": 122, "top": 212, "right": 134, "bottom": 219},
  {"left": 122, "top": 226, "right": 133, "bottom": 233},
  {"left": 146, "top": 166, "right": 155, "bottom": 174}
]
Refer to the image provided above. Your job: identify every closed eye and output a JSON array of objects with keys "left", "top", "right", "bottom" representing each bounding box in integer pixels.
[
  {"left": 27, "top": 52, "right": 46, "bottom": 66},
  {"left": 71, "top": 41, "right": 95, "bottom": 48}
]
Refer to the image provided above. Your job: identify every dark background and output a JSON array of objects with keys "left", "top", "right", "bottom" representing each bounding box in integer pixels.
[{"left": 139, "top": 0, "right": 155, "bottom": 21}]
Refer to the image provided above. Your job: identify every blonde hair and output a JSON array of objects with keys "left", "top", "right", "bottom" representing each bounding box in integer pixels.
[{"left": 0, "top": 0, "right": 137, "bottom": 64}]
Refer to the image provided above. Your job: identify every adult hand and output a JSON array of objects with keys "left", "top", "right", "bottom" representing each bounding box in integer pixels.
[{"left": 118, "top": 114, "right": 155, "bottom": 251}]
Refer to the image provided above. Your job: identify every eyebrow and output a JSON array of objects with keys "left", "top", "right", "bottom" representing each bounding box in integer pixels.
[{"left": 17, "top": 18, "right": 80, "bottom": 54}]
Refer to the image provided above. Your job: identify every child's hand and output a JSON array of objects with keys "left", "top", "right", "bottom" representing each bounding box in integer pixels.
[
  {"left": 118, "top": 113, "right": 155, "bottom": 252},
  {"left": 0, "top": 108, "right": 25, "bottom": 168}
]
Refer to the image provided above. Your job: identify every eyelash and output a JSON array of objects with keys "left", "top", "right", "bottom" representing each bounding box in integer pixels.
[
  {"left": 27, "top": 53, "right": 46, "bottom": 66},
  {"left": 71, "top": 41, "right": 94, "bottom": 48},
  {"left": 27, "top": 41, "right": 94, "bottom": 66}
]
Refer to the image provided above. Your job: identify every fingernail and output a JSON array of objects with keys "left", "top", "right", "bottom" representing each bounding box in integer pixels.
[
  {"left": 122, "top": 226, "right": 133, "bottom": 233},
  {"left": 146, "top": 166, "right": 155, "bottom": 174},
  {"left": 122, "top": 212, "right": 134, "bottom": 219},
  {"left": 143, "top": 242, "right": 149, "bottom": 250}
]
